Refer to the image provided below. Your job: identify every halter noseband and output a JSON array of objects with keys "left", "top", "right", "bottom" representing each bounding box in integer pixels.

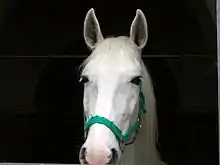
[{"left": 83, "top": 81, "right": 146, "bottom": 148}]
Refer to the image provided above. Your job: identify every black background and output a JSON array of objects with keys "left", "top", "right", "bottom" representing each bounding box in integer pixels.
[{"left": 0, "top": 0, "right": 218, "bottom": 164}]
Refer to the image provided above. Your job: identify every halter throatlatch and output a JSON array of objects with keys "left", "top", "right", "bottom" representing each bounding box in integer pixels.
[{"left": 83, "top": 81, "right": 146, "bottom": 146}]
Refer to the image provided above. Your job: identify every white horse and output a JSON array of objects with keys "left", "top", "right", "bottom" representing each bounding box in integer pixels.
[{"left": 79, "top": 8, "right": 166, "bottom": 165}]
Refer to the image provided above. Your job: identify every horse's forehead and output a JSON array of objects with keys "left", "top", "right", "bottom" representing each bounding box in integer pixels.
[
  {"left": 83, "top": 37, "right": 142, "bottom": 81},
  {"left": 87, "top": 51, "right": 140, "bottom": 75},
  {"left": 86, "top": 55, "right": 141, "bottom": 79}
]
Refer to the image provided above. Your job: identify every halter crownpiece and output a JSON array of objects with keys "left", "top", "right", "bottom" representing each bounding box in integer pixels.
[{"left": 83, "top": 81, "right": 146, "bottom": 146}]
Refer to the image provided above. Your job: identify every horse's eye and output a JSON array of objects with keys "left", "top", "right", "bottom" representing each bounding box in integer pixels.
[
  {"left": 79, "top": 76, "right": 89, "bottom": 84},
  {"left": 130, "top": 76, "right": 142, "bottom": 85}
]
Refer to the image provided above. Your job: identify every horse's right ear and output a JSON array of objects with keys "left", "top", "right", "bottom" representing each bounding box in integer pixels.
[
  {"left": 83, "top": 8, "right": 104, "bottom": 50},
  {"left": 129, "top": 9, "right": 148, "bottom": 50}
]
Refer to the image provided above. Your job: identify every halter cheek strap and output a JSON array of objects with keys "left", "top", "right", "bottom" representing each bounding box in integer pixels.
[{"left": 83, "top": 81, "right": 146, "bottom": 145}]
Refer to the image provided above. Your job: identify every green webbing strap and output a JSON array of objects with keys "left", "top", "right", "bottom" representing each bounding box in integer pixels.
[
  {"left": 84, "top": 81, "right": 146, "bottom": 144},
  {"left": 85, "top": 116, "right": 124, "bottom": 140}
]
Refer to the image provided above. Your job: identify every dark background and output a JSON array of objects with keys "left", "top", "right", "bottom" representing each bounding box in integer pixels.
[{"left": 0, "top": 0, "right": 218, "bottom": 165}]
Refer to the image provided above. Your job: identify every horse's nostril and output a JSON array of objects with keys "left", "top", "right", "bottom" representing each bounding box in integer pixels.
[
  {"left": 80, "top": 147, "right": 86, "bottom": 159},
  {"left": 79, "top": 147, "right": 88, "bottom": 164},
  {"left": 108, "top": 148, "right": 119, "bottom": 164}
]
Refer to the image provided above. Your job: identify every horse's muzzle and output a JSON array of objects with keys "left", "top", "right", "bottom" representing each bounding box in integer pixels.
[{"left": 79, "top": 147, "right": 119, "bottom": 164}]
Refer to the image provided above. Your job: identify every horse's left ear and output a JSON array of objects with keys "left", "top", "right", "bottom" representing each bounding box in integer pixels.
[
  {"left": 129, "top": 9, "right": 148, "bottom": 50},
  {"left": 84, "top": 8, "right": 104, "bottom": 50}
]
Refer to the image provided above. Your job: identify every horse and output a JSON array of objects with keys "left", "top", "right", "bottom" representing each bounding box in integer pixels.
[{"left": 78, "top": 8, "right": 166, "bottom": 165}]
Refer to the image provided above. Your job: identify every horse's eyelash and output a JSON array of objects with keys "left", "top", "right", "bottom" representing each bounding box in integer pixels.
[{"left": 131, "top": 76, "right": 142, "bottom": 80}]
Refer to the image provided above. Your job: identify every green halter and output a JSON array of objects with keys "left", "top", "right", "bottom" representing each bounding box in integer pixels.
[{"left": 83, "top": 81, "right": 146, "bottom": 145}]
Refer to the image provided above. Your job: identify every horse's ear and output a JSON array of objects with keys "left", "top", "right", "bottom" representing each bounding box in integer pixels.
[
  {"left": 84, "top": 8, "right": 104, "bottom": 50},
  {"left": 129, "top": 9, "right": 148, "bottom": 50}
]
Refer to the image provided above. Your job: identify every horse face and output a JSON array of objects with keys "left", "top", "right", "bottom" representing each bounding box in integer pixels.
[{"left": 79, "top": 8, "right": 148, "bottom": 164}]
